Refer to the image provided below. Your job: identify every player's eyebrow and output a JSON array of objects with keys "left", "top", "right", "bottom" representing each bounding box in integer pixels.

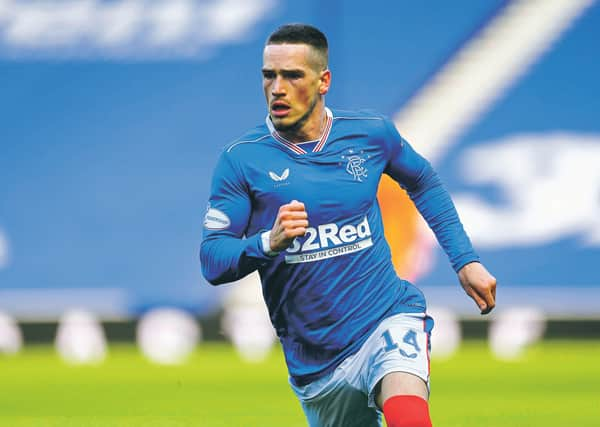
[
  {"left": 262, "top": 68, "right": 305, "bottom": 76},
  {"left": 281, "top": 69, "right": 305, "bottom": 77}
]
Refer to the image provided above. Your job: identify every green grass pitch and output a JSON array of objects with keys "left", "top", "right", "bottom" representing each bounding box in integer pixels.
[{"left": 1, "top": 341, "right": 598, "bottom": 426}]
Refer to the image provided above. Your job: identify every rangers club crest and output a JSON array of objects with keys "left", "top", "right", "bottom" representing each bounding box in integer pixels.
[{"left": 342, "top": 150, "right": 368, "bottom": 182}]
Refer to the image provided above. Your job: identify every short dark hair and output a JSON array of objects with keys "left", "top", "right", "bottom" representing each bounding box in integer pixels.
[{"left": 266, "top": 23, "right": 328, "bottom": 69}]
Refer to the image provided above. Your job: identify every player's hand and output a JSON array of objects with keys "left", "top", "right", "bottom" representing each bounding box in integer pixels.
[
  {"left": 458, "top": 262, "right": 497, "bottom": 315},
  {"left": 269, "top": 200, "right": 309, "bottom": 252}
]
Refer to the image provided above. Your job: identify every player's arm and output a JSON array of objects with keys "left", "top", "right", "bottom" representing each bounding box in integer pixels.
[
  {"left": 200, "top": 152, "right": 276, "bottom": 285},
  {"left": 382, "top": 119, "right": 496, "bottom": 314}
]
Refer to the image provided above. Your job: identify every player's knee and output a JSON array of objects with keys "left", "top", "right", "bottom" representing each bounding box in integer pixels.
[{"left": 383, "top": 395, "right": 432, "bottom": 427}]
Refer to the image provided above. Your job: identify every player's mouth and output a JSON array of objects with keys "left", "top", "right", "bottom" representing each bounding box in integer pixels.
[{"left": 271, "top": 101, "right": 291, "bottom": 118}]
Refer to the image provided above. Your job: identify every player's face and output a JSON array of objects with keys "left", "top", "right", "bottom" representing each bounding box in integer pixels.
[{"left": 262, "top": 43, "right": 330, "bottom": 135}]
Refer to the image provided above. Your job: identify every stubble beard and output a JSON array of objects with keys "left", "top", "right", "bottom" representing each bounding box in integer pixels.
[{"left": 272, "top": 95, "right": 319, "bottom": 138}]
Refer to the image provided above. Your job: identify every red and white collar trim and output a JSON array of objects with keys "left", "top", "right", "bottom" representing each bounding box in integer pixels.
[{"left": 266, "top": 107, "right": 333, "bottom": 154}]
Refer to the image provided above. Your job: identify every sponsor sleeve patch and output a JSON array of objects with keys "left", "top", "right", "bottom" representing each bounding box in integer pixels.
[{"left": 204, "top": 207, "right": 231, "bottom": 230}]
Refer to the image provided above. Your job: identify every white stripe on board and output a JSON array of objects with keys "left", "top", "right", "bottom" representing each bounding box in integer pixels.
[{"left": 394, "top": 0, "right": 595, "bottom": 164}]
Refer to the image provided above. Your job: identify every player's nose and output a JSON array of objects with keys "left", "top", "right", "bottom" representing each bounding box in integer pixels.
[{"left": 271, "top": 75, "right": 286, "bottom": 96}]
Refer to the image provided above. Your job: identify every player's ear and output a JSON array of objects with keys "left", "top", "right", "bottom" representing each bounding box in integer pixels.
[{"left": 319, "top": 69, "right": 331, "bottom": 95}]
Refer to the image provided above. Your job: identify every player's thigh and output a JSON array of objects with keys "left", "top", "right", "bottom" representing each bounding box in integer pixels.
[
  {"left": 300, "top": 381, "right": 382, "bottom": 427},
  {"left": 375, "top": 371, "right": 429, "bottom": 409},
  {"left": 366, "top": 313, "right": 433, "bottom": 408}
]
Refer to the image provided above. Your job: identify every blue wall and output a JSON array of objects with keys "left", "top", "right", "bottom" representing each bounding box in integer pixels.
[{"left": 1, "top": 0, "right": 598, "bottom": 316}]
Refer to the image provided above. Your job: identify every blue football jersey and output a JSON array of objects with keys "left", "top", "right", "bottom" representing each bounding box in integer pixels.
[{"left": 200, "top": 108, "right": 478, "bottom": 385}]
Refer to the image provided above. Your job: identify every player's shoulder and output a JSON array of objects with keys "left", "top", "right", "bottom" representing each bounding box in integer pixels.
[
  {"left": 222, "top": 124, "right": 271, "bottom": 156},
  {"left": 331, "top": 108, "right": 388, "bottom": 123},
  {"left": 330, "top": 108, "right": 393, "bottom": 136}
]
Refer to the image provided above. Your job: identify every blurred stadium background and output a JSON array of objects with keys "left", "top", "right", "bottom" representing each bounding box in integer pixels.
[{"left": 1, "top": 0, "right": 599, "bottom": 426}]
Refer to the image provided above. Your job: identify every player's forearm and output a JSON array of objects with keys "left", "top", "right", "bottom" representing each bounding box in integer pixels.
[
  {"left": 200, "top": 233, "right": 272, "bottom": 285},
  {"left": 409, "top": 167, "right": 479, "bottom": 272}
]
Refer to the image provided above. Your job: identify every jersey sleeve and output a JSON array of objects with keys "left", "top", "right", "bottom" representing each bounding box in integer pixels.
[
  {"left": 382, "top": 118, "right": 479, "bottom": 272},
  {"left": 199, "top": 150, "right": 273, "bottom": 285}
]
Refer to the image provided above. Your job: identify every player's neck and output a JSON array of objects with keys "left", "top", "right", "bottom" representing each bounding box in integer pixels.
[{"left": 279, "top": 106, "right": 327, "bottom": 144}]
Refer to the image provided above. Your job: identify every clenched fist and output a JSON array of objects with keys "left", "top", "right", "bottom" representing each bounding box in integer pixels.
[{"left": 269, "top": 200, "right": 309, "bottom": 252}]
